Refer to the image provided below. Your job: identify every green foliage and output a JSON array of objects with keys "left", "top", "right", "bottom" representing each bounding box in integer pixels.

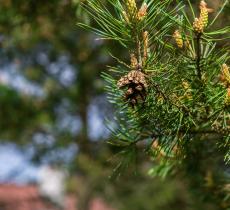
[{"left": 0, "top": 85, "right": 39, "bottom": 140}]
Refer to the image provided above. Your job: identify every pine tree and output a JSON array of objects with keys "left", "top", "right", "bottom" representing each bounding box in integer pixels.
[{"left": 79, "top": 0, "right": 230, "bottom": 208}]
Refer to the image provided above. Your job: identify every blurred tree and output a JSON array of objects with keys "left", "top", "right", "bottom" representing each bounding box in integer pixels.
[
  {"left": 0, "top": 0, "right": 112, "bottom": 150},
  {"left": 0, "top": 1, "right": 119, "bottom": 209}
]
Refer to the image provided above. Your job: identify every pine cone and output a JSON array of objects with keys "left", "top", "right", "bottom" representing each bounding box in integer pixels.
[{"left": 117, "top": 70, "right": 147, "bottom": 107}]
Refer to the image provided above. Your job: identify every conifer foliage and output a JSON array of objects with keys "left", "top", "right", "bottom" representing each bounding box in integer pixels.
[{"left": 79, "top": 0, "right": 230, "bottom": 208}]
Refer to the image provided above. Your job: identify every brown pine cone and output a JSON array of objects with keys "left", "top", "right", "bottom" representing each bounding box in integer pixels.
[{"left": 117, "top": 70, "right": 147, "bottom": 107}]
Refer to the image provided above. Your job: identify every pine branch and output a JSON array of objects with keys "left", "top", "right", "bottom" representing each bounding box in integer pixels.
[{"left": 80, "top": 0, "right": 230, "bottom": 207}]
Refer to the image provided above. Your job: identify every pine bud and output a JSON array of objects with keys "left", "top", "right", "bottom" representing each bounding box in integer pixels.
[
  {"left": 130, "top": 53, "right": 138, "bottom": 69},
  {"left": 199, "top": 0, "right": 213, "bottom": 28},
  {"left": 193, "top": 1, "right": 213, "bottom": 33},
  {"left": 184, "top": 37, "right": 191, "bottom": 49},
  {"left": 143, "top": 31, "right": 149, "bottom": 63},
  {"left": 193, "top": 18, "right": 203, "bottom": 33},
  {"left": 138, "top": 3, "right": 147, "bottom": 20},
  {"left": 182, "top": 81, "right": 192, "bottom": 99},
  {"left": 122, "top": 11, "right": 129, "bottom": 23},
  {"left": 200, "top": 7, "right": 208, "bottom": 28},
  {"left": 225, "top": 88, "right": 230, "bottom": 106},
  {"left": 182, "top": 81, "right": 190, "bottom": 90},
  {"left": 173, "top": 30, "right": 183, "bottom": 48},
  {"left": 125, "top": 0, "right": 137, "bottom": 18},
  {"left": 221, "top": 64, "right": 230, "bottom": 85}
]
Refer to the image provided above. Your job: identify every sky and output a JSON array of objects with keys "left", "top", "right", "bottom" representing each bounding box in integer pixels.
[{"left": 0, "top": 143, "right": 39, "bottom": 184}]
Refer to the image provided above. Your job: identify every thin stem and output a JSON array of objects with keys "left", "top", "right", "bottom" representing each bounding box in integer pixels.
[
  {"left": 196, "top": 33, "right": 202, "bottom": 80},
  {"left": 131, "top": 21, "right": 142, "bottom": 70},
  {"left": 137, "top": 37, "right": 142, "bottom": 67},
  {"left": 134, "top": 28, "right": 142, "bottom": 69}
]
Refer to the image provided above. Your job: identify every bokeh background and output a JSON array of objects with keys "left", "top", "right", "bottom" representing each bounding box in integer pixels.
[{"left": 0, "top": 0, "right": 229, "bottom": 210}]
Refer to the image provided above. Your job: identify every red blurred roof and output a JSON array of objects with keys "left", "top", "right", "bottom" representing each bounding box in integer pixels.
[
  {"left": 0, "top": 184, "right": 115, "bottom": 210},
  {"left": 0, "top": 184, "right": 60, "bottom": 210}
]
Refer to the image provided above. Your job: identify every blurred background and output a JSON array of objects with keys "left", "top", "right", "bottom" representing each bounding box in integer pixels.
[{"left": 0, "top": 0, "right": 228, "bottom": 210}]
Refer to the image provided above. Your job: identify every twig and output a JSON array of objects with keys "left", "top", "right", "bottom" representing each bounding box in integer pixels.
[{"left": 195, "top": 33, "right": 202, "bottom": 80}]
